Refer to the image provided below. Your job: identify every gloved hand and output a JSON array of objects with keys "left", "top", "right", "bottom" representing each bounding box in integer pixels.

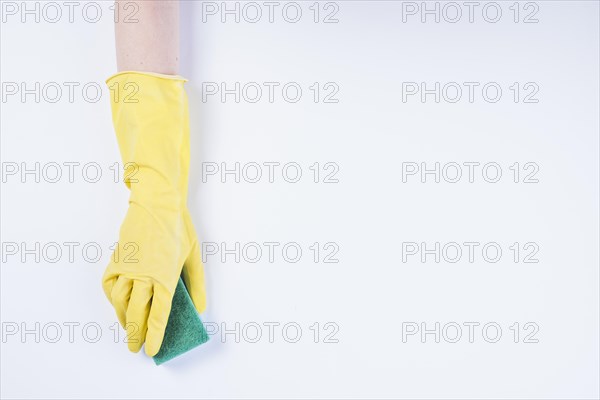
[{"left": 102, "top": 71, "right": 207, "bottom": 356}]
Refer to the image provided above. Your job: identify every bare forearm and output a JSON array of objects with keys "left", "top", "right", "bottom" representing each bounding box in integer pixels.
[{"left": 115, "top": 0, "right": 179, "bottom": 75}]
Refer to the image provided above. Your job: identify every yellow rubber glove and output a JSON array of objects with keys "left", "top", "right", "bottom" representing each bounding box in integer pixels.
[{"left": 102, "top": 71, "right": 207, "bottom": 356}]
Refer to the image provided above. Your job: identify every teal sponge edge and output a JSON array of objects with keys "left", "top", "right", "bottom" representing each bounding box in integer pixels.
[{"left": 153, "top": 278, "right": 209, "bottom": 365}]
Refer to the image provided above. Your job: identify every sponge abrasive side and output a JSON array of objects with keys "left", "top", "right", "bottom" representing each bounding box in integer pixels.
[{"left": 153, "top": 278, "right": 209, "bottom": 365}]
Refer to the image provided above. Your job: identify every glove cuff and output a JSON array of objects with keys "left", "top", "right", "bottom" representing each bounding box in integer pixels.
[
  {"left": 106, "top": 71, "right": 191, "bottom": 209},
  {"left": 106, "top": 71, "right": 188, "bottom": 85}
]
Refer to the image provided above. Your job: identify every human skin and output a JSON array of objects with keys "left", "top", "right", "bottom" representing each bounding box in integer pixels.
[{"left": 115, "top": 0, "right": 179, "bottom": 75}]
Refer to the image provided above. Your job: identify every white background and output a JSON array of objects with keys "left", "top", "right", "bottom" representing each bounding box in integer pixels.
[{"left": 1, "top": 1, "right": 599, "bottom": 398}]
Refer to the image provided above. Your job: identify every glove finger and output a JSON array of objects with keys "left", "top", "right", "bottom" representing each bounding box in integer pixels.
[
  {"left": 125, "top": 280, "right": 153, "bottom": 353},
  {"left": 182, "top": 241, "right": 207, "bottom": 314},
  {"left": 144, "top": 284, "right": 173, "bottom": 357},
  {"left": 111, "top": 276, "right": 133, "bottom": 328},
  {"left": 102, "top": 274, "right": 117, "bottom": 303}
]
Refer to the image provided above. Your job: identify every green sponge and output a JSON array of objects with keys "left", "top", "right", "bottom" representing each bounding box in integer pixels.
[{"left": 152, "top": 278, "right": 209, "bottom": 365}]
